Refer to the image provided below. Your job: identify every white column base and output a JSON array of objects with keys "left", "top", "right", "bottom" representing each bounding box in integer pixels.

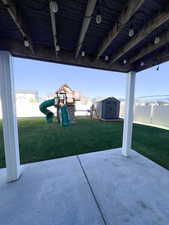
[
  {"left": 0, "top": 51, "right": 20, "bottom": 182},
  {"left": 122, "top": 71, "right": 136, "bottom": 157}
]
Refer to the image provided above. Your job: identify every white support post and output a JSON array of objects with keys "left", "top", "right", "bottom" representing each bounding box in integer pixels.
[
  {"left": 122, "top": 71, "right": 136, "bottom": 157},
  {"left": 0, "top": 51, "right": 20, "bottom": 182}
]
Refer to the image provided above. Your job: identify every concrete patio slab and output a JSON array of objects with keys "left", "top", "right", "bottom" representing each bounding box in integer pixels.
[
  {"left": 0, "top": 148, "right": 169, "bottom": 225},
  {"left": 79, "top": 148, "right": 169, "bottom": 225},
  {"left": 0, "top": 156, "right": 104, "bottom": 225}
]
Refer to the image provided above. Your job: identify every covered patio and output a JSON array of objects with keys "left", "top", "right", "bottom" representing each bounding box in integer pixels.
[
  {"left": 0, "top": 148, "right": 169, "bottom": 225},
  {"left": 0, "top": 0, "right": 169, "bottom": 224}
]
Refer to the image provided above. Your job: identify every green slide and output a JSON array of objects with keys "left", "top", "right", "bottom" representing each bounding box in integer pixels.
[
  {"left": 59, "top": 105, "right": 70, "bottom": 127},
  {"left": 39, "top": 99, "right": 55, "bottom": 123},
  {"left": 39, "top": 99, "right": 70, "bottom": 126}
]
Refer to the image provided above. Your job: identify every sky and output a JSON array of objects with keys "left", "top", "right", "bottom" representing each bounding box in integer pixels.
[{"left": 13, "top": 57, "right": 169, "bottom": 99}]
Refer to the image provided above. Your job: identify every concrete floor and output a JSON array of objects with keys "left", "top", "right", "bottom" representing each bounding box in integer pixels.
[{"left": 0, "top": 148, "right": 169, "bottom": 225}]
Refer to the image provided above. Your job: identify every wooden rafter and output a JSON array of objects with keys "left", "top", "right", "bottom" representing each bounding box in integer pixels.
[
  {"left": 49, "top": 0, "right": 59, "bottom": 56},
  {"left": 0, "top": 38, "right": 130, "bottom": 73},
  {"left": 135, "top": 47, "right": 169, "bottom": 72},
  {"left": 75, "top": 0, "right": 97, "bottom": 59},
  {"left": 129, "top": 31, "right": 169, "bottom": 64},
  {"left": 111, "top": 8, "right": 169, "bottom": 64},
  {"left": 96, "top": 0, "right": 144, "bottom": 60},
  {"left": 0, "top": 0, "right": 34, "bottom": 53}
]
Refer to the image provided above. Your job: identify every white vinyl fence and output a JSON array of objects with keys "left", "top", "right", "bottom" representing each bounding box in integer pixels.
[
  {"left": 1, "top": 100, "right": 169, "bottom": 128},
  {"left": 134, "top": 105, "right": 152, "bottom": 124},
  {"left": 152, "top": 105, "right": 169, "bottom": 127},
  {"left": 0, "top": 101, "right": 90, "bottom": 119},
  {"left": 16, "top": 102, "right": 44, "bottom": 117},
  {"left": 120, "top": 102, "right": 169, "bottom": 128},
  {"left": 0, "top": 101, "right": 51, "bottom": 119}
]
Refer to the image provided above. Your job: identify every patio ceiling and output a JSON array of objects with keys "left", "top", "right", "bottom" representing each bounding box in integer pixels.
[{"left": 0, "top": 0, "right": 169, "bottom": 73}]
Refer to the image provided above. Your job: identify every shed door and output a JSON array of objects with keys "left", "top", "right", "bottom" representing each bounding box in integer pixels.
[{"left": 103, "top": 101, "right": 114, "bottom": 119}]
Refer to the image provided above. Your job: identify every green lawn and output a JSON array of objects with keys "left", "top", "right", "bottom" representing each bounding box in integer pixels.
[{"left": 0, "top": 117, "right": 169, "bottom": 169}]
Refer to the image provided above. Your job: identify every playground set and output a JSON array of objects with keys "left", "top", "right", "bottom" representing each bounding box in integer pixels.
[{"left": 39, "top": 84, "right": 80, "bottom": 127}]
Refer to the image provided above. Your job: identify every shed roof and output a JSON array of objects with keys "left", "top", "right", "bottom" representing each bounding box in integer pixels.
[
  {"left": 0, "top": 0, "right": 169, "bottom": 73},
  {"left": 95, "top": 97, "right": 120, "bottom": 103}
]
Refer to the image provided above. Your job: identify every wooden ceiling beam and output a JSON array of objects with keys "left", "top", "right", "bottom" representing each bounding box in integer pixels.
[
  {"left": 95, "top": 0, "right": 144, "bottom": 60},
  {"left": 135, "top": 47, "right": 169, "bottom": 72},
  {"left": 75, "top": 0, "right": 97, "bottom": 59},
  {"left": 0, "top": 0, "right": 34, "bottom": 53},
  {"left": 0, "top": 38, "right": 130, "bottom": 73},
  {"left": 111, "top": 8, "right": 169, "bottom": 64},
  {"left": 49, "top": 0, "right": 59, "bottom": 57},
  {"left": 129, "top": 30, "right": 169, "bottom": 64}
]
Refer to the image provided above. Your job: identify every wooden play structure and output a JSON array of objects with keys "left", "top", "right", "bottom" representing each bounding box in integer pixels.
[{"left": 39, "top": 84, "right": 80, "bottom": 126}]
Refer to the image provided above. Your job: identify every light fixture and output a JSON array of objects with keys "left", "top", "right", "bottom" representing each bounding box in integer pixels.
[
  {"left": 24, "top": 39, "right": 29, "bottom": 48},
  {"left": 50, "top": 1, "right": 59, "bottom": 13},
  {"left": 154, "top": 36, "right": 160, "bottom": 45},
  {"left": 96, "top": 14, "right": 102, "bottom": 24},
  {"left": 105, "top": 56, "right": 109, "bottom": 61},
  {"left": 56, "top": 44, "right": 60, "bottom": 52},
  {"left": 123, "top": 59, "right": 127, "bottom": 64},
  {"left": 81, "top": 51, "right": 85, "bottom": 57},
  {"left": 140, "top": 61, "right": 145, "bottom": 66},
  {"left": 157, "top": 65, "right": 159, "bottom": 71},
  {"left": 128, "top": 28, "right": 134, "bottom": 37}
]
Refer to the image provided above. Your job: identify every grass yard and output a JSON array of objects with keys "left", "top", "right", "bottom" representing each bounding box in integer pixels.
[{"left": 0, "top": 117, "right": 169, "bottom": 169}]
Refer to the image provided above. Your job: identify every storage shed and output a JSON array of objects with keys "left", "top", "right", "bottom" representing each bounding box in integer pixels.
[{"left": 95, "top": 97, "right": 120, "bottom": 120}]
